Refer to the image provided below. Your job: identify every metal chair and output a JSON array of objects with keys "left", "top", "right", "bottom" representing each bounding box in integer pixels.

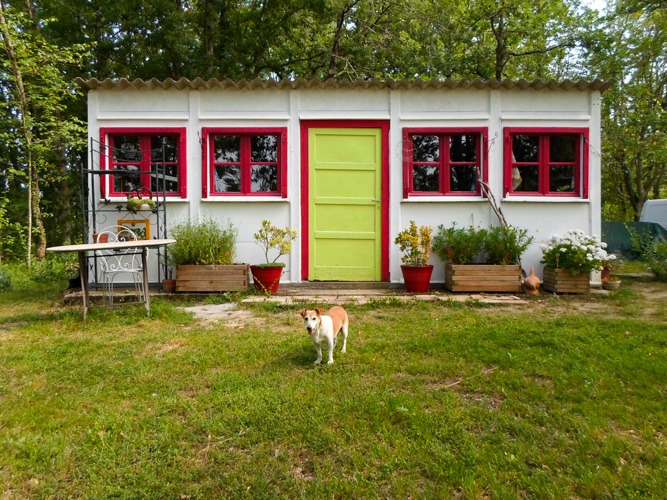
[{"left": 95, "top": 225, "right": 147, "bottom": 307}]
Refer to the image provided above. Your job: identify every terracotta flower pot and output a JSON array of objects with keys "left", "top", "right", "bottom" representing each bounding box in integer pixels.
[
  {"left": 250, "top": 265, "right": 284, "bottom": 294},
  {"left": 162, "top": 279, "right": 176, "bottom": 293},
  {"left": 400, "top": 265, "right": 433, "bottom": 293},
  {"left": 92, "top": 233, "right": 109, "bottom": 244}
]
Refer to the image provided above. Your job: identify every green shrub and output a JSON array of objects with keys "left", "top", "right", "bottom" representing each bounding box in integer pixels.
[
  {"left": 29, "top": 254, "right": 76, "bottom": 283},
  {"left": 484, "top": 225, "right": 534, "bottom": 265},
  {"left": 432, "top": 223, "right": 486, "bottom": 264},
  {"left": 0, "top": 265, "right": 11, "bottom": 291},
  {"left": 646, "top": 241, "right": 667, "bottom": 281},
  {"left": 627, "top": 226, "right": 667, "bottom": 281},
  {"left": 168, "top": 218, "right": 238, "bottom": 265}
]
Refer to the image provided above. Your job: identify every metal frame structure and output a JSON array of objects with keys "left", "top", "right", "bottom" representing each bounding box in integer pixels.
[{"left": 81, "top": 137, "right": 169, "bottom": 288}]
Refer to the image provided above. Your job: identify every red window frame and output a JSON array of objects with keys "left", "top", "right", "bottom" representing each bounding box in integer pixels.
[
  {"left": 202, "top": 127, "right": 288, "bottom": 198},
  {"left": 99, "top": 127, "right": 187, "bottom": 199},
  {"left": 402, "top": 128, "right": 488, "bottom": 198},
  {"left": 504, "top": 127, "right": 589, "bottom": 198}
]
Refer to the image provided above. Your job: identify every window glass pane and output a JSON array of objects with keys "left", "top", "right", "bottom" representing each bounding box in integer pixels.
[
  {"left": 513, "top": 135, "right": 539, "bottom": 162},
  {"left": 151, "top": 136, "right": 178, "bottom": 162},
  {"left": 413, "top": 164, "right": 439, "bottom": 191},
  {"left": 251, "top": 164, "right": 278, "bottom": 192},
  {"left": 214, "top": 164, "right": 241, "bottom": 192},
  {"left": 550, "top": 135, "right": 576, "bottom": 162},
  {"left": 113, "top": 164, "right": 142, "bottom": 192},
  {"left": 251, "top": 135, "right": 278, "bottom": 162},
  {"left": 412, "top": 135, "right": 439, "bottom": 162},
  {"left": 151, "top": 163, "right": 179, "bottom": 193},
  {"left": 112, "top": 135, "right": 142, "bottom": 162},
  {"left": 450, "top": 165, "right": 477, "bottom": 192},
  {"left": 450, "top": 135, "right": 477, "bottom": 162},
  {"left": 214, "top": 136, "right": 240, "bottom": 163},
  {"left": 549, "top": 165, "right": 575, "bottom": 192},
  {"left": 514, "top": 165, "right": 539, "bottom": 192}
]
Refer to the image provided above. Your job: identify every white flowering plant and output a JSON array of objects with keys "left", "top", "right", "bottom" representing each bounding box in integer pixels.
[{"left": 541, "top": 230, "right": 615, "bottom": 276}]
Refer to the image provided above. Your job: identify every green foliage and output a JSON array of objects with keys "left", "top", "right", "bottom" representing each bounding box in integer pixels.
[
  {"left": 541, "top": 230, "right": 615, "bottom": 276},
  {"left": 253, "top": 220, "right": 298, "bottom": 265},
  {"left": 0, "top": 264, "right": 11, "bottom": 291},
  {"left": 483, "top": 225, "right": 534, "bottom": 265},
  {"left": 628, "top": 225, "right": 667, "bottom": 281},
  {"left": 394, "top": 221, "right": 433, "bottom": 266},
  {"left": 432, "top": 223, "right": 486, "bottom": 264},
  {"left": 28, "top": 253, "right": 77, "bottom": 283},
  {"left": 167, "top": 218, "right": 237, "bottom": 265},
  {"left": 126, "top": 197, "right": 157, "bottom": 211}
]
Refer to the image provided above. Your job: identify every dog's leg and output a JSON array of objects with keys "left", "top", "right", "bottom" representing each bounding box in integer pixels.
[
  {"left": 326, "top": 336, "right": 334, "bottom": 365},
  {"left": 340, "top": 323, "right": 348, "bottom": 353},
  {"left": 314, "top": 344, "right": 322, "bottom": 365}
]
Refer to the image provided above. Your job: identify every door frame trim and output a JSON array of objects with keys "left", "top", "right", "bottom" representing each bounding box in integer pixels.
[{"left": 300, "top": 120, "right": 390, "bottom": 281}]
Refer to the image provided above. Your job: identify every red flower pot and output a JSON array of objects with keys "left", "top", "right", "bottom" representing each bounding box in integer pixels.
[
  {"left": 250, "top": 265, "right": 284, "bottom": 294},
  {"left": 400, "top": 265, "right": 433, "bottom": 293}
]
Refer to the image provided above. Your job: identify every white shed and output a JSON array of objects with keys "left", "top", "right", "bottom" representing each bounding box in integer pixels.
[{"left": 77, "top": 77, "right": 612, "bottom": 286}]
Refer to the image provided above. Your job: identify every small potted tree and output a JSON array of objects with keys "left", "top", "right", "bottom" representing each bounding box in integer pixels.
[
  {"left": 250, "top": 220, "right": 298, "bottom": 294},
  {"left": 394, "top": 221, "right": 433, "bottom": 293}
]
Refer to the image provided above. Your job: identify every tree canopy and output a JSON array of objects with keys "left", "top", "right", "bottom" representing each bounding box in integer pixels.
[{"left": 0, "top": 0, "right": 665, "bottom": 263}]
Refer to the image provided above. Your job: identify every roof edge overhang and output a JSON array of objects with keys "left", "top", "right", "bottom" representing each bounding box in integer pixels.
[{"left": 74, "top": 77, "right": 615, "bottom": 93}]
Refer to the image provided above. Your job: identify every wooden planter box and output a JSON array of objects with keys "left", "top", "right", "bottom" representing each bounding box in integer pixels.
[
  {"left": 542, "top": 267, "right": 590, "bottom": 294},
  {"left": 175, "top": 264, "right": 249, "bottom": 292},
  {"left": 445, "top": 264, "right": 522, "bottom": 293}
]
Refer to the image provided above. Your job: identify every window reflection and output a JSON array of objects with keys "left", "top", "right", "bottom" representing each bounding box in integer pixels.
[
  {"left": 214, "top": 136, "right": 240, "bottom": 163},
  {"left": 513, "top": 135, "right": 539, "bottom": 163},
  {"left": 251, "top": 135, "right": 278, "bottom": 162},
  {"left": 450, "top": 135, "right": 476, "bottom": 162},
  {"left": 550, "top": 136, "right": 576, "bottom": 163},
  {"left": 214, "top": 165, "right": 241, "bottom": 192},
  {"left": 413, "top": 164, "right": 439, "bottom": 191},
  {"left": 413, "top": 135, "right": 439, "bottom": 162},
  {"left": 251, "top": 165, "right": 278, "bottom": 192},
  {"left": 515, "top": 165, "right": 539, "bottom": 192},
  {"left": 450, "top": 165, "right": 477, "bottom": 192},
  {"left": 549, "top": 165, "right": 575, "bottom": 192}
]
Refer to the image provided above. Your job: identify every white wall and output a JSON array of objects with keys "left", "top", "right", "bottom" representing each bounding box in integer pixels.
[{"left": 89, "top": 84, "right": 602, "bottom": 284}]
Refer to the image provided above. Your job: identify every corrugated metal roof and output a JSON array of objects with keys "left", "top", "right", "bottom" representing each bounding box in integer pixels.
[{"left": 74, "top": 77, "right": 614, "bottom": 93}]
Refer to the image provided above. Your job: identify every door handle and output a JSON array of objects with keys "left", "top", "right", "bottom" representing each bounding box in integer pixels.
[{"left": 372, "top": 199, "right": 380, "bottom": 202}]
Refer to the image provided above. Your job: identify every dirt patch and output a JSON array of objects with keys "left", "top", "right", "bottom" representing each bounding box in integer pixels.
[{"left": 178, "top": 303, "right": 261, "bottom": 328}]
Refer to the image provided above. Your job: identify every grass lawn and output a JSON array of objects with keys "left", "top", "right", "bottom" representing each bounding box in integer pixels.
[{"left": 0, "top": 279, "right": 665, "bottom": 498}]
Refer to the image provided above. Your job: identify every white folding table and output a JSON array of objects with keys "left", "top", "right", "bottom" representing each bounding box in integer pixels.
[{"left": 47, "top": 239, "right": 176, "bottom": 320}]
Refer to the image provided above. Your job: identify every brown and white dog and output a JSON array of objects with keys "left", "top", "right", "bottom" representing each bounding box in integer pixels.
[{"left": 299, "top": 306, "right": 349, "bottom": 365}]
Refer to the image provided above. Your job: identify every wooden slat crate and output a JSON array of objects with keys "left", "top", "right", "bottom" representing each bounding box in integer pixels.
[
  {"left": 175, "top": 264, "right": 249, "bottom": 292},
  {"left": 542, "top": 267, "right": 590, "bottom": 293},
  {"left": 445, "top": 264, "right": 522, "bottom": 293}
]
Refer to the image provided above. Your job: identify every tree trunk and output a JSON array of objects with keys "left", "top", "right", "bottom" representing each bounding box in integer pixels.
[
  {"left": 0, "top": 0, "right": 47, "bottom": 262},
  {"left": 328, "top": 1, "right": 358, "bottom": 79}
]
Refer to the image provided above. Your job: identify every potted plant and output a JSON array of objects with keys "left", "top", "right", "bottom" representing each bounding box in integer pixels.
[
  {"left": 161, "top": 254, "right": 176, "bottom": 293},
  {"left": 394, "top": 221, "right": 433, "bottom": 293},
  {"left": 126, "top": 196, "right": 157, "bottom": 212},
  {"left": 541, "top": 230, "right": 615, "bottom": 293},
  {"left": 433, "top": 223, "right": 532, "bottom": 292},
  {"left": 601, "top": 255, "right": 623, "bottom": 290},
  {"left": 250, "top": 220, "right": 298, "bottom": 294},
  {"left": 168, "top": 218, "right": 248, "bottom": 292}
]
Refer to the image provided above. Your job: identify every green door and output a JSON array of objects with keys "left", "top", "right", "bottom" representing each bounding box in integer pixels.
[{"left": 308, "top": 127, "right": 382, "bottom": 281}]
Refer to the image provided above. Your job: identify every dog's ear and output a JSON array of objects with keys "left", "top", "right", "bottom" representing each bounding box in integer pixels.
[
  {"left": 315, "top": 308, "right": 323, "bottom": 316},
  {"left": 299, "top": 309, "right": 307, "bottom": 317}
]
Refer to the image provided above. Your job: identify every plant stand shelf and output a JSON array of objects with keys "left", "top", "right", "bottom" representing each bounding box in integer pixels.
[
  {"left": 445, "top": 264, "right": 522, "bottom": 293},
  {"left": 175, "top": 264, "right": 249, "bottom": 292},
  {"left": 542, "top": 267, "right": 590, "bottom": 293}
]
